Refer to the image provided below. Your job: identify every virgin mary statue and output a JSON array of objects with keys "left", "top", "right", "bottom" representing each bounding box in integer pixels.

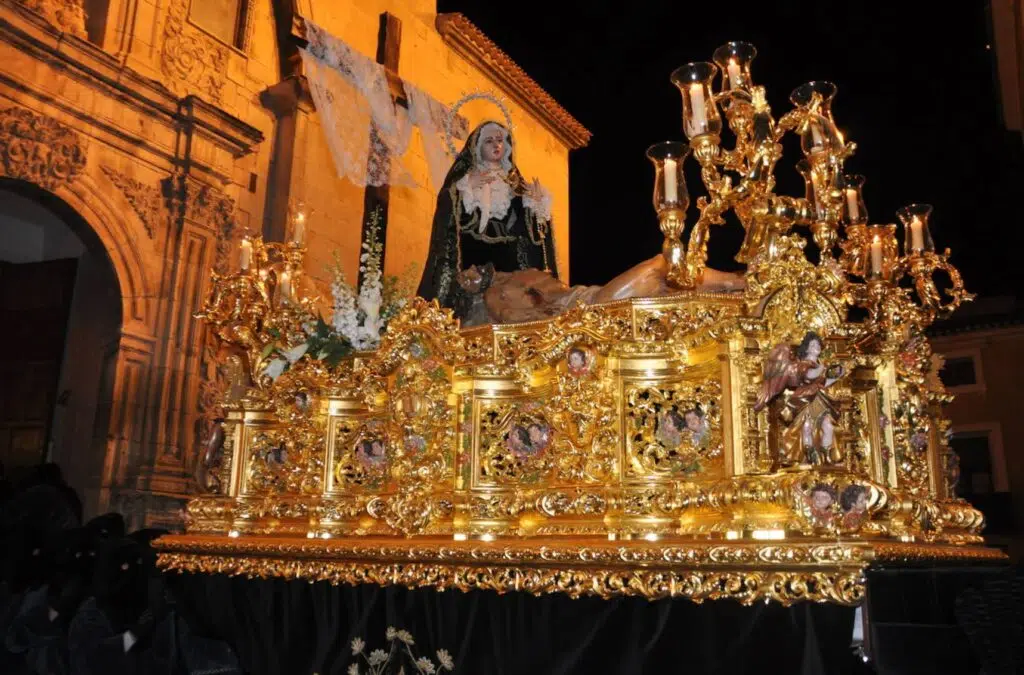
[
  {"left": 417, "top": 121, "right": 556, "bottom": 309},
  {"left": 418, "top": 120, "right": 744, "bottom": 326}
]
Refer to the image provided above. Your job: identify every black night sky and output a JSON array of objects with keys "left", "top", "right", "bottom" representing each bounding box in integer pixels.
[{"left": 436, "top": 0, "right": 1024, "bottom": 300}]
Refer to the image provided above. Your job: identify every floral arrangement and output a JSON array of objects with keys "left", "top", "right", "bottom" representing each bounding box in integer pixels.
[
  {"left": 346, "top": 627, "right": 454, "bottom": 675},
  {"left": 264, "top": 207, "right": 415, "bottom": 380}
]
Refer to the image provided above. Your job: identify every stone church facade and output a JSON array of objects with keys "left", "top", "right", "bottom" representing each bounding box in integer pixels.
[{"left": 0, "top": 0, "right": 588, "bottom": 527}]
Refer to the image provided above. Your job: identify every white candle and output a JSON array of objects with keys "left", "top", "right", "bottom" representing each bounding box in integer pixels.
[
  {"left": 239, "top": 239, "right": 252, "bottom": 271},
  {"left": 910, "top": 217, "right": 925, "bottom": 252},
  {"left": 663, "top": 158, "right": 679, "bottom": 204},
  {"left": 845, "top": 189, "right": 860, "bottom": 223},
  {"left": 688, "top": 83, "right": 707, "bottom": 135},
  {"left": 727, "top": 59, "right": 742, "bottom": 90},
  {"left": 278, "top": 270, "right": 292, "bottom": 302},
  {"left": 870, "top": 235, "right": 883, "bottom": 276},
  {"left": 292, "top": 212, "right": 306, "bottom": 246},
  {"left": 810, "top": 122, "right": 825, "bottom": 151}
]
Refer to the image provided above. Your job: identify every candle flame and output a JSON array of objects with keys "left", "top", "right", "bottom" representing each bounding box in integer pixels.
[{"left": 872, "top": 235, "right": 880, "bottom": 244}]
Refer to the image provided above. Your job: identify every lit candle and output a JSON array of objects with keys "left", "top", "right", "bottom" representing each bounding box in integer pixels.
[
  {"left": 727, "top": 59, "right": 742, "bottom": 90},
  {"left": 870, "top": 235, "right": 883, "bottom": 276},
  {"left": 663, "top": 158, "right": 679, "bottom": 204},
  {"left": 910, "top": 217, "right": 925, "bottom": 252},
  {"left": 239, "top": 239, "right": 252, "bottom": 271},
  {"left": 278, "top": 270, "right": 292, "bottom": 302},
  {"left": 688, "top": 83, "right": 707, "bottom": 135},
  {"left": 292, "top": 212, "right": 306, "bottom": 246},
  {"left": 845, "top": 189, "right": 860, "bottom": 223}
]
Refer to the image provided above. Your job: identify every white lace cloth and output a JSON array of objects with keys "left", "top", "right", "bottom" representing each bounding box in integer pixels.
[
  {"left": 301, "top": 21, "right": 414, "bottom": 187},
  {"left": 455, "top": 172, "right": 513, "bottom": 230},
  {"left": 404, "top": 82, "right": 455, "bottom": 191}
]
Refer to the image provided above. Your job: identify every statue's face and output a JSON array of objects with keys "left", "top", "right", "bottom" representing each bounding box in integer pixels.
[
  {"left": 684, "top": 412, "right": 702, "bottom": 432},
  {"left": 806, "top": 339, "right": 822, "bottom": 361},
  {"left": 663, "top": 413, "right": 679, "bottom": 433},
  {"left": 457, "top": 266, "right": 483, "bottom": 293},
  {"left": 479, "top": 126, "right": 506, "bottom": 164},
  {"left": 811, "top": 490, "right": 832, "bottom": 509}
]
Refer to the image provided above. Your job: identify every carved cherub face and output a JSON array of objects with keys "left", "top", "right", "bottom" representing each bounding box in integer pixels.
[
  {"left": 810, "top": 488, "right": 834, "bottom": 510},
  {"left": 527, "top": 423, "right": 549, "bottom": 448},
  {"left": 568, "top": 349, "right": 587, "bottom": 370},
  {"left": 478, "top": 124, "right": 507, "bottom": 165},
  {"left": 683, "top": 410, "right": 703, "bottom": 433}
]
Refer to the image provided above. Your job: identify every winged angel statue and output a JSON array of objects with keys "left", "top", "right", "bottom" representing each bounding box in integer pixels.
[{"left": 753, "top": 331, "right": 846, "bottom": 467}]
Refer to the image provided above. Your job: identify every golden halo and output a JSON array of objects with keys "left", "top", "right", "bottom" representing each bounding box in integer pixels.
[{"left": 444, "top": 91, "right": 516, "bottom": 157}]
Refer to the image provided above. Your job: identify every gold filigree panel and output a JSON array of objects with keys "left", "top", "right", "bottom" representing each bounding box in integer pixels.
[
  {"left": 475, "top": 347, "right": 619, "bottom": 487},
  {"left": 624, "top": 379, "right": 724, "bottom": 479},
  {"left": 330, "top": 417, "right": 390, "bottom": 492}
]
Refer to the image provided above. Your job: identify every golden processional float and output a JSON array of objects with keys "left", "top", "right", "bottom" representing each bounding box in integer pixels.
[{"left": 155, "top": 43, "right": 1003, "bottom": 605}]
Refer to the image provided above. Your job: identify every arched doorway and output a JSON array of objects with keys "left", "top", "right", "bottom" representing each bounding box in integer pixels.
[{"left": 0, "top": 178, "right": 122, "bottom": 516}]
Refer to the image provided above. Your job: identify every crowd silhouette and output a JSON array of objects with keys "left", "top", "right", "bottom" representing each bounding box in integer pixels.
[{"left": 0, "top": 462, "right": 241, "bottom": 675}]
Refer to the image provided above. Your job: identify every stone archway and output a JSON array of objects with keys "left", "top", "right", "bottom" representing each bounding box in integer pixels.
[{"left": 0, "top": 178, "right": 134, "bottom": 516}]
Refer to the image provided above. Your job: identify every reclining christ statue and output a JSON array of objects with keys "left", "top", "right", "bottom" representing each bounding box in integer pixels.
[{"left": 417, "top": 120, "right": 744, "bottom": 326}]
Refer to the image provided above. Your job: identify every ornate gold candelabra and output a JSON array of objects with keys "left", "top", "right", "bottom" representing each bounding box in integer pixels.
[{"left": 156, "top": 45, "right": 1000, "bottom": 607}]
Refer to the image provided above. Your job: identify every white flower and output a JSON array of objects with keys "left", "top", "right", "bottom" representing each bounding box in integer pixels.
[
  {"left": 436, "top": 649, "right": 454, "bottom": 670},
  {"left": 263, "top": 357, "right": 287, "bottom": 381},
  {"left": 351, "top": 637, "right": 365, "bottom": 655},
  {"left": 415, "top": 657, "right": 436, "bottom": 674},
  {"left": 348, "top": 665, "right": 359, "bottom": 675},
  {"left": 368, "top": 649, "right": 388, "bottom": 666},
  {"left": 386, "top": 627, "right": 397, "bottom": 641},
  {"left": 396, "top": 629, "right": 414, "bottom": 645},
  {"left": 282, "top": 342, "right": 309, "bottom": 364}
]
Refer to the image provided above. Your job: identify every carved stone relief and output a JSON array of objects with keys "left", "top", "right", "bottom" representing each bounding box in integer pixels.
[
  {"left": 160, "top": 0, "right": 229, "bottom": 103},
  {"left": 0, "top": 107, "right": 87, "bottom": 190},
  {"left": 14, "top": 0, "right": 87, "bottom": 38},
  {"left": 100, "top": 165, "right": 167, "bottom": 239}
]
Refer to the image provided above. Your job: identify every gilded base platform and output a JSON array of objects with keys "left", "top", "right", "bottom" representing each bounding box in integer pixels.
[{"left": 155, "top": 534, "right": 1005, "bottom": 606}]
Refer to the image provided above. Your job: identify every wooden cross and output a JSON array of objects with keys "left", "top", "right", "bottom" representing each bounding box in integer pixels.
[{"left": 358, "top": 11, "right": 405, "bottom": 287}]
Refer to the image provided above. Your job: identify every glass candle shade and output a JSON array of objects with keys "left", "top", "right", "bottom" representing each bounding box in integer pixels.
[
  {"left": 790, "top": 81, "right": 839, "bottom": 123},
  {"left": 646, "top": 141, "right": 691, "bottom": 213},
  {"left": 864, "top": 224, "right": 899, "bottom": 280},
  {"left": 276, "top": 268, "right": 294, "bottom": 303},
  {"left": 842, "top": 175, "right": 868, "bottom": 227},
  {"left": 290, "top": 200, "right": 308, "bottom": 246},
  {"left": 712, "top": 42, "right": 757, "bottom": 93},
  {"left": 671, "top": 62, "right": 723, "bottom": 140},
  {"left": 238, "top": 237, "right": 253, "bottom": 271},
  {"left": 800, "top": 113, "right": 841, "bottom": 157},
  {"left": 796, "top": 159, "right": 825, "bottom": 222},
  {"left": 897, "top": 204, "right": 936, "bottom": 255}
]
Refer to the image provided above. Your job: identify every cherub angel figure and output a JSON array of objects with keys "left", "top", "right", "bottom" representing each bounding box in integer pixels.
[{"left": 753, "top": 331, "right": 845, "bottom": 466}]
